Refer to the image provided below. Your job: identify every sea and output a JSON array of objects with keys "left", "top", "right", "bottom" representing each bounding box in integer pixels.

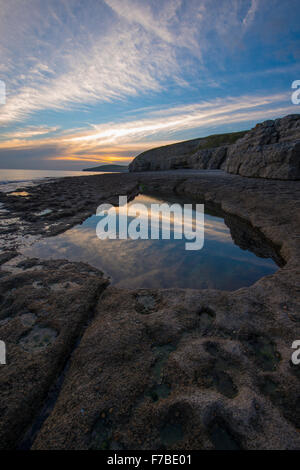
[{"left": 0, "top": 168, "right": 105, "bottom": 193}]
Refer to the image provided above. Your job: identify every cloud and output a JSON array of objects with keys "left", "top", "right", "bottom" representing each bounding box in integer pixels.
[
  {"left": 104, "top": 0, "right": 203, "bottom": 52},
  {"left": 0, "top": 91, "right": 295, "bottom": 168},
  {"left": 0, "top": 0, "right": 298, "bottom": 171},
  {"left": 63, "top": 92, "right": 291, "bottom": 147},
  {"left": 243, "top": 0, "right": 259, "bottom": 28},
  {"left": 1, "top": 125, "right": 60, "bottom": 140},
  {"left": 0, "top": 25, "right": 178, "bottom": 124},
  {"left": 0, "top": 4, "right": 160, "bottom": 123},
  {"left": 0, "top": 0, "right": 267, "bottom": 126},
  {"left": 0, "top": 0, "right": 204, "bottom": 125}
]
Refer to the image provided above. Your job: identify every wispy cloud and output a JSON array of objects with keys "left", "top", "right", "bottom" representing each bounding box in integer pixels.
[
  {"left": 0, "top": 92, "right": 295, "bottom": 166},
  {"left": 0, "top": 0, "right": 273, "bottom": 126},
  {"left": 0, "top": 25, "right": 177, "bottom": 124},
  {"left": 243, "top": 0, "right": 259, "bottom": 28},
  {"left": 0, "top": 0, "right": 299, "bottom": 169},
  {"left": 1, "top": 125, "right": 60, "bottom": 140},
  {"left": 104, "top": 0, "right": 203, "bottom": 52},
  {"left": 0, "top": 0, "right": 205, "bottom": 125},
  {"left": 64, "top": 92, "right": 291, "bottom": 147}
]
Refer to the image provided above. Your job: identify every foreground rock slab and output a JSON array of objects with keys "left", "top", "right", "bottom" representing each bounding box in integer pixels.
[
  {"left": 33, "top": 285, "right": 300, "bottom": 450},
  {"left": 0, "top": 259, "right": 108, "bottom": 449}
]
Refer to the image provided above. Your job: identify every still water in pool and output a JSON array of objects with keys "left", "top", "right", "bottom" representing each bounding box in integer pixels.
[{"left": 21, "top": 194, "right": 279, "bottom": 290}]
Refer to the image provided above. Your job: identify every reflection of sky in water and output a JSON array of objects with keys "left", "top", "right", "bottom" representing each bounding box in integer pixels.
[{"left": 21, "top": 194, "right": 278, "bottom": 291}]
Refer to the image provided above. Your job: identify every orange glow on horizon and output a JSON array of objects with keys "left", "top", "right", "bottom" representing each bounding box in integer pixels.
[
  {"left": 48, "top": 154, "right": 133, "bottom": 164},
  {"left": 0, "top": 130, "right": 176, "bottom": 166}
]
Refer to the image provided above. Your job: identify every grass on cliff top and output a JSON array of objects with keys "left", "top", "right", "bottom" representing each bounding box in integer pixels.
[
  {"left": 196, "top": 130, "right": 248, "bottom": 150},
  {"left": 132, "top": 129, "right": 249, "bottom": 162}
]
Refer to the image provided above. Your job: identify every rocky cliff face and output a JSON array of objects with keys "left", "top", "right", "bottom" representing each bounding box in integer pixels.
[
  {"left": 225, "top": 114, "right": 300, "bottom": 180},
  {"left": 188, "top": 145, "right": 228, "bottom": 170},
  {"left": 129, "top": 138, "right": 204, "bottom": 172},
  {"left": 129, "top": 131, "right": 245, "bottom": 172},
  {"left": 129, "top": 114, "right": 300, "bottom": 180}
]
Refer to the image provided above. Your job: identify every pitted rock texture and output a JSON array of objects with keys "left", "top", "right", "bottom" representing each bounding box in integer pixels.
[
  {"left": 225, "top": 114, "right": 300, "bottom": 180},
  {"left": 32, "top": 286, "right": 300, "bottom": 450},
  {"left": 0, "top": 259, "right": 108, "bottom": 449},
  {"left": 29, "top": 171, "right": 300, "bottom": 450}
]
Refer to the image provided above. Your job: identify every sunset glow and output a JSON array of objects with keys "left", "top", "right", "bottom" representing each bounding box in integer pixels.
[{"left": 0, "top": 0, "right": 299, "bottom": 169}]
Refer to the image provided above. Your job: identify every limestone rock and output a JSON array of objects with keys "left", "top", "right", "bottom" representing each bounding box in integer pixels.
[
  {"left": 190, "top": 146, "right": 228, "bottom": 170},
  {"left": 129, "top": 144, "right": 229, "bottom": 172},
  {"left": 225, "top": 114, "right": 300, "bottom": 180},
  {"left": 128, "top": 131, "right": 245, "bottom": 172},
  {"left": 129, "top": 114, "right": 300, "bottom": 180},
  {"left": 0, "top": 259, "right": 108, "bottom": 449},
  {"left": 32, "top": 285, "right": 300, "bottom": 450},
  {"left": 129, "top": 138, "right": 203, "bottom": 172}
]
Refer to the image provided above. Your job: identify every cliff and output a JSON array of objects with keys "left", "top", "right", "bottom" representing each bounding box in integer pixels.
[
  {"left": 129, "top": 114, "right": 300, "bottom": 180},
  {"left": 83, "top": 164, "right": 128, "bottom": 172},
  {"left": 225, "top": 114, "right": 300, "bottom": 179},
  {"left": 129, "top": 131, "right": 246, "bottom": 172}
]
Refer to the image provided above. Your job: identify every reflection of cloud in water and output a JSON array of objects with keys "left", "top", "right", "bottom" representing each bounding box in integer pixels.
[
  {"left": 21, "top": 194, "right": 278, "bottom": 290},
  {"left": 107, "top": 196, "right": 232, "bottom": 243},
  {"left": 204, "top": 220, "right": 231, "bottom": 243}
]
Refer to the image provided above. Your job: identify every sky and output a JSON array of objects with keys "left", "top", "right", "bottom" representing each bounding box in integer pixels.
[{"left": 0, "top": 0, "right": 299, "bottom": 170}]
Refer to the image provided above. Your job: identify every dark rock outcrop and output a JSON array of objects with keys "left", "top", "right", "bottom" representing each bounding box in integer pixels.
[
  {"left": 225, "top": 115, "right": 300, "bottom": 180},
  {"left": 129, "top": 138, "right": 204, "bottom": 172},
  {"left": 129, "top": 114, "right": 300, "bottom": 180},
  {"left": 129, "top": 131, "right": 245, "bottom": 172},
  {"left": 189, "top": 146, "right": 228, "bottom": 170}
]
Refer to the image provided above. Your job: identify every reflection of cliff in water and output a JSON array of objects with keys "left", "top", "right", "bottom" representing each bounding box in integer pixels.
[
  {"left": 147, "top": 193, "right": 284, "bottom": 268},
  {"left": 223, "top": 212, "right": 284, "bottom": 268}
]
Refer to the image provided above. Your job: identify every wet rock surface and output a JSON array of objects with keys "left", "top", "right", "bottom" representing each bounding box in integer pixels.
[
  {"left": 0, "top": 174, "right": 139, "bottom": 256},
  {"left": 0, "top": 170, "right": 299, "bottom": 449}
]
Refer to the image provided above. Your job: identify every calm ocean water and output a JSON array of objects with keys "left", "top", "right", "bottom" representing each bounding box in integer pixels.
[{"left": 0, "top": 168, "right": 105, "bottom": 192}]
